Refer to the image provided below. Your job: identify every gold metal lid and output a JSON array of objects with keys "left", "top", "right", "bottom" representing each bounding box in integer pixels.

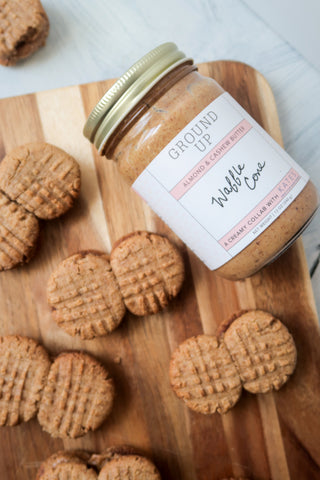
[{"left": 83, "top": 42, "right": 193, "bottom": 153}]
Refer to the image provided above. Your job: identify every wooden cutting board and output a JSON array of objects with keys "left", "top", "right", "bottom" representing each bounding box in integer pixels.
[{"left": 0, "top": 61, "right": 319, "bottom": 480}]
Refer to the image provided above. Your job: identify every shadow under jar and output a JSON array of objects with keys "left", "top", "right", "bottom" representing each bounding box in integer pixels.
[{"left": 84, "top": 43, "right": 318, "bottom": 281}]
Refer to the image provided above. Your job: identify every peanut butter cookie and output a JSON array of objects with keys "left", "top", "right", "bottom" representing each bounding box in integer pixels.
[
  {"left": 98, "top": 453, "right": 161, "bottom": 480},
  {"left": 0, "top": 335, "right": 51, "bottom": 426},
  {"left": 88, "top": 446, "right": 137, "bottom": 471},
  {"left": 0, "top": 190, "right": 39, "bottom": 270},
  {"left": 36, "top": 451, "right": 97, "bottom": 480},
  {"left": 223, "top": 310, "right": 297, "bottom": 394},
  {"left": 110, "top": 231, "right": 184, "bottom": 315},
  {"left": 37, "top": 448, "right": 161, "bottom": 480},
  {"left": 170, "top": 310, "right": 296, "bottom": 413},
  {"left": 47, "top": 251, "right": 126, "bottom": 340},
  {"left": 0, "top": 0, "right": 49, "bottom": 66},
  {"left": 169, "top": 335, "right": 242, "bottom": 414},
  {"left": 0, "top": 142, "right": 80, "bottom": 219},
  {"left": 37, "top": 352, "right": 114, "bottom": 438}
]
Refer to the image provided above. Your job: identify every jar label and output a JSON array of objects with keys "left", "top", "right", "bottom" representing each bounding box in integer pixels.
[{"left": 132, "top": 92, "right": 309, "bottom": 270}]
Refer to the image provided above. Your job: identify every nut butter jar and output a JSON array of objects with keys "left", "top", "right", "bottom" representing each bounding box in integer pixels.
[{"left": 84, "top": 42, "right": 319, "bottom": 280}]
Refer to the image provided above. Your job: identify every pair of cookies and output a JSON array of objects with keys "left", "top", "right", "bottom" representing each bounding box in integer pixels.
[
  {"left": 0, "top": 335, "right": 114, "bottom": 438},
  {"left": 37, "top": 447, "right": 161, "bottom": 480},
  {"left": 0, "top": 142, "right": 81, "bottom": 270},
  {"left": 170, "top": 310, "right": 297, "bottom": 414},
  {"left": 47, "top": 231, "right": 185, "bottom": 339},
  {"left": 0, "top": 0, "right": 49, "bottom": 66}
]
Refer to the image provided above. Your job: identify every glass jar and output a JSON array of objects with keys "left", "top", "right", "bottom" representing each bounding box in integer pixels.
[{"left": 84, "top": 43, "right": 318, "bottom": 280}]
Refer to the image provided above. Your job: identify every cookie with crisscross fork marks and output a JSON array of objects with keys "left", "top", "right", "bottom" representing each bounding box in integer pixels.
[
  {"left": 36, "top": 451, "right": 97, "bottom": 480},
  {"left": 0, "top": 335, "right": 51, "bottom": 426},
  {"left": 88, "top": 446, "right": 137, "bottom": 471},
  {"left": 0, "top": 142, "right": 80, "bottom": 219},
  {"left": 170, "top": 335, "right": 242, "bottom": 414},
  {"left": 47, "top": 251, "right": 126, "bottom": 339},
  {"left": 37, "top": 352, "right": 114, "bottom": 438},
  {"left": 223, "top": 310, "right": 297, "bottom": 394},
  {"left": 170, "top": 310, "right": 296, "bottom": 414},
  {"left": 37, "top": 448, "right": 161, "bottom": 480},
  {"left": 110, "top": 231, "right": 185, "bottom": 316},
  {"left": 97, "top": 453, "right": 161, "bottom": 480},
  {"left": 0, "top": 190, "right": 39, "bottom": 270},
  {"left": 0, "top": 0, "right": 49, "bottom": 66}
]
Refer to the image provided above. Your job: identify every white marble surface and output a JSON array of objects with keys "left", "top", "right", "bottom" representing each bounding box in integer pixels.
[
  {"left": 243, "top": 0, "right": 320, "bottom": 71},
  {"left": 1, "top": 0, "right": 319, "bottom": 312}
]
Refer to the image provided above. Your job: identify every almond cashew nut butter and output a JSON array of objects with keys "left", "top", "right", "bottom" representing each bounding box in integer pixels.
[{"left": 84, "top": 43, "right": 318, "bottom": 280}]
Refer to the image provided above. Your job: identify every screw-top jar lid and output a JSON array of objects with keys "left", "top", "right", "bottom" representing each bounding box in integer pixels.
[{"left": 83, "top": 42, "right": 193, "bottom": 153}]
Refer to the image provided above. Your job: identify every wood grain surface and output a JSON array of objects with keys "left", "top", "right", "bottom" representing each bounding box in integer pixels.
[{"left": 0, "top": 61, "right": 319, "bottom": 480}]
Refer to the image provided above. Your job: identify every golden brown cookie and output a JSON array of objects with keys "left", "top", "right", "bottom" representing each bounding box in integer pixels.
[
  {"left": 170, "top": 310, "right": 297, "bottom": 414},
  {"left": 97, "top": 453, "right": 161, "bottom": 480},
  {"left": 169, "top": 335, "right": 242, "bottom": 414},
  {"left": 47, "top": 251, "right": 126, "bottom": 340},
  {"left": 0, "top": 335, "right": 51, "bottom": 426},
  {"left": 0, "top": 142, "right": 81, "bottom": 219},
  {"left": 89, "top": 446, "right": 137, "bottom": 471},
  {"left": 36, "top": 451, "right": 97, "bottom": 480},
  {"left": 0, "top": 0, "right": 49, "bottom": 66},
  {"left": 223, "top": 310, "right": 297, "bottom": 394},
  {"left": 37, "top": 351, "right": 114, "bottom": 438},
  {"left": 0, "top": 190, "right": 39, "bottom": 270},
  {"left": 110, "top": 231, "right": 184, "bottom": 315}
]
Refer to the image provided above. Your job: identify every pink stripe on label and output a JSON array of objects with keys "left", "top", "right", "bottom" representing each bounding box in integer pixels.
[
  {"left": 170, "top": 119, "right": 252, "bottom": 200},
  {"left": 218, "top": 168, "right": 300, "bottom": 251}
]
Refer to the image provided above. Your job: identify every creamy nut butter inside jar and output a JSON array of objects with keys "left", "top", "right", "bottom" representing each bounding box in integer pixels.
[{"left": 84, "top": 42, "right": 318, "bottom": 280}]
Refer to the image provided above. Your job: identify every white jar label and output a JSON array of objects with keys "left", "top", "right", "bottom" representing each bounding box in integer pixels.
[{"left": 132, "top": 92, "right": 309, "bottom": 270}]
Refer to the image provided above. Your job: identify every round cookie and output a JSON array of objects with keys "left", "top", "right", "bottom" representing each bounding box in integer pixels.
[
  {"left": 37, "top": 352, "right": 114, "bottom": 438},
  {"left": 0, "top": 142, "right": 80, "bottom": 219},
  {"left": 0, "top": 190, "right": 39, "bottom": 270},
  {"left": 36, "top": 451, "right": 97, "bottom": 480},
  {"left": 47, "top": 251, "right": 126, "bottom": 340},
  {"left": 223, "top": 310, "right": 297, "bottom": 394},
  {"left": 98, "top": 453, "right": 161, "bottom": 480},
  {"left": 0, "top": 0, "right": 49, "bottom": 66},
  {"left": 0, "top": 335, "right": 51, "bottom": 426},
  {"left": 169, "top": 335, "right": 242, "bottom": 414},
  {"left": 89, "top": 446, "right": 137, "bottom": 470},
  {"left": 110, "top": 231, "right": 185, "bottom": 315}
]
